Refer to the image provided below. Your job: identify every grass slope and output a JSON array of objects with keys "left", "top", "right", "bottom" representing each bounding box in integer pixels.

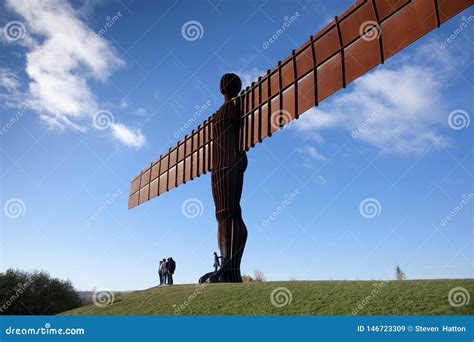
[{"left": 63, "top": 279, "right": 474, "bottom": 316}]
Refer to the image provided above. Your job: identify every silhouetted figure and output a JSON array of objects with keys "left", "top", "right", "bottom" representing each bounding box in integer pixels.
[
  {"left": 158, "top": 260, "right": 164, "bottom": 285},
  {"left": 160, "top": 258, "right": 167, "bottom": 285},
  {"left": 167, "top": 257, "right": 176, "bottom": 285},
  {"left": 209, "top": 73, "right": 248, "bottom": 283},
  {"left": 213, "top": 252, "right": 222, "bottom": 272}
]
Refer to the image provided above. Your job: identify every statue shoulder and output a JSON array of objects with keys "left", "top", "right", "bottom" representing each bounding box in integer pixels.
[{"left": 215, "top": 98, "right": 241, "bottom": 121}]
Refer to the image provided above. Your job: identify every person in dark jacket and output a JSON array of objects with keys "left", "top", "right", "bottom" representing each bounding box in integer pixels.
[{"left": 167, "top": 257, "right": 176, "bottom": 285}]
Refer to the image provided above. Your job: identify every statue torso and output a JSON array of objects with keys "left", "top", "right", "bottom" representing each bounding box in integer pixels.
[{"left": 212, "top": 97, "right": 247, "bottom": 172}]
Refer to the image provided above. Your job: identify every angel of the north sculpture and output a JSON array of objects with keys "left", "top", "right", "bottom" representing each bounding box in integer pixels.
[{"left": 128, "top": 0, "right": 472, "bottom": 283}]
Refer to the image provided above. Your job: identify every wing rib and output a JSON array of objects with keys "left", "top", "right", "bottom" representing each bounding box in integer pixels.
[{"left": 129, "top": 0, "right": 471, "bottom": 209}]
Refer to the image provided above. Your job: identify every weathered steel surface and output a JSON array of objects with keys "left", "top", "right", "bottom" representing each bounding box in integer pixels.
[
  {"left": 129, "top": 0, "right": 471, "bottom": 209},
  {"left": 210, "top": 87, "right": 248, "bottom": 282},
  {"left": 238, "top": 0, "right": 472, "bottom": 151},
  {"left": 128, "top": 117, "right": 213, "bottom": 208}
]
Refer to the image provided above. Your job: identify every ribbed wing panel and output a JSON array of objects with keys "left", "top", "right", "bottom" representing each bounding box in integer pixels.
[
  {"left": 129, "top": 0, "right": 471, "bottom": 209},
  {"left": 238, "top": 0, "right": 472, "bottom": 151}
]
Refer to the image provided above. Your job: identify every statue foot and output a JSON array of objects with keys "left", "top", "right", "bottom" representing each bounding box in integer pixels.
[
  {"left": 198, "top": 271, "right": 214, "bottom": 284},
  {"left": 216, "top": 268, "right": 242, "bottom": 283},
  {"left": 198, "top": 268, "right": 242, "bottom": 283}
]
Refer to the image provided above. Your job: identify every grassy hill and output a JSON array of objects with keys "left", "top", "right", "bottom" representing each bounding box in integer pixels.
[{"left": 63, "top": 279, "right": 474, "bottom": 315}]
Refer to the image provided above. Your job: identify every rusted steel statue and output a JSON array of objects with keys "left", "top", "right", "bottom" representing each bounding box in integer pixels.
[
  {"left": 128, "top": 0, "right": 471, "bottom": 283},
  {"left": 209, "top": 73, "right": 248, "bottom": 282}
]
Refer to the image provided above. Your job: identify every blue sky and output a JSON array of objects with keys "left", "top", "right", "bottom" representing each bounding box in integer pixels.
[{"left": 0, "top": 0, "right": 472, "bottom": 291}]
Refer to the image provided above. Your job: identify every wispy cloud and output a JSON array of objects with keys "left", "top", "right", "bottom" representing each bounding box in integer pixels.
[
  {"left": 0, "top": 67, "right": 20, "bottom": 92},
  {"left": 315, "top": 175, "right": 328, "bottom": 185},
  {"left": 2, "top": 0, "right": 146, "bottom": 148},
  {"left": 119, "top": 98, "right": 128, "bottom": 109},
  {"left": 296, "top": 145, "right": 326, "bottom": 161},
  {"left": 231, "top": 66, "right": 265, "bottom": 88},
  {"left": 110, "top": 123, "right": 146, "bottom": 149},
  {"left": 0, "top": 67, "right": 26, "bottom": 108}
]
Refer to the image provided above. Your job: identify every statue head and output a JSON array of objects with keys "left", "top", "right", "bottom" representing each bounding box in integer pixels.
[{"left": 220, "top": 73, "right": 241, "bottom": 99}]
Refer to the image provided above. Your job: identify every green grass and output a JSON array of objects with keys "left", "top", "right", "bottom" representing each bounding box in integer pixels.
[{"left": 63, "top": 279, "right": 474, "bottom": 316}]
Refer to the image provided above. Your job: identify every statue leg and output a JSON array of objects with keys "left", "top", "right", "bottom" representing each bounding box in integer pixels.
[
  {"left": 212, "top": 167, "right": 247, "bottom": 282},
  {"left": 216, "top": 208, "right": 247, "bottom": 282}
]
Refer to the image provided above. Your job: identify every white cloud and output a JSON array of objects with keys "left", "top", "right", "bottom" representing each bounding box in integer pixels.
[
  {"left": 120, "top": 98, "right": 128, "bottom": 108},
  {"left": 294, "top": 41, "right": 460, "bottom": 157},
  {"left": 134, "top": 107, "right": 148, "bottom": 116},
  {"left": 110, "top": 123, "right": 146, "bottom": 149},
  {"left": 296, "top": 145, "right": 326, "bottom": 161},
  {"left": 0, "top": 67, "right": 26, "bottom": 108},
  {"left": 0, "top": 67, "right": 31, "bottom": 110},
  {"left": 297, "top": 110, "right": 340, "bottom": 131},
  {"left": 0, "top": 67, "right": 20, "bottom": 92},
  {"left": 231, "top": 67, "right": 265, "bottom": 89},
  {"left": 3, "top": 0, "right": 146, "bottom": 148},
  {"left": 315, "top": 175, "right": 328, "bottom": 185}
]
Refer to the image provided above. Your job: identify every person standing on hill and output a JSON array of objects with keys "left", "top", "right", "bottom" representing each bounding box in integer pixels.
[
  {"left": 160, "top": 258, "right": 168, "bottom": 285},
  {"left": 213, "top": 252, "right": 222, "bottom": 273},
  {"left": 158, "top": 260, "right": 164, "bottom": 285},
  {"left": 167, "top": 257, "right": 176, "bottom": 285}
]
